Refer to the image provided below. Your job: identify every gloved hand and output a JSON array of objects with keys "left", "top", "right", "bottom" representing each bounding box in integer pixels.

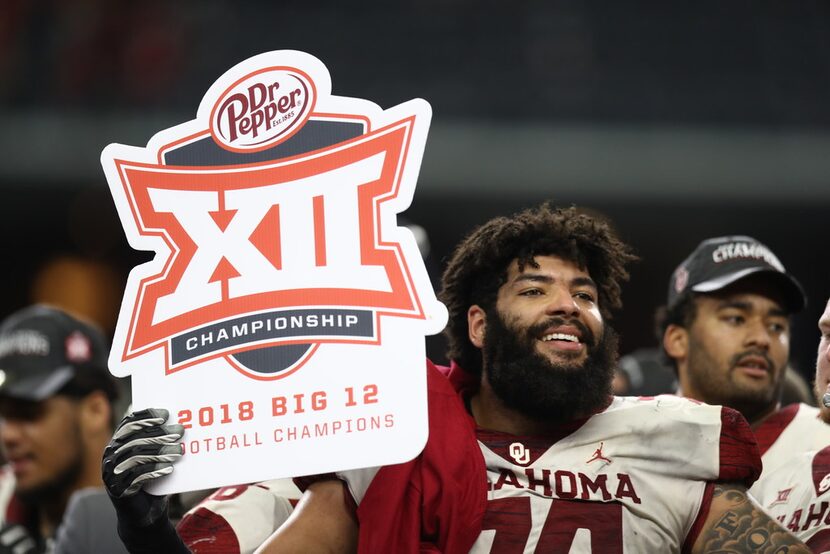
[
  {"left": 102, "top": 408, "right": 184, "bottom": 528},
  {"left": 0, "top": 523, "right": 38, "bottom": 554}
]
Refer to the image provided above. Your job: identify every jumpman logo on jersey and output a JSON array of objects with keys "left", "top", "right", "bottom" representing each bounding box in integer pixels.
[{"left": 586, "top": 442, "right": 612, "bottom": 464}]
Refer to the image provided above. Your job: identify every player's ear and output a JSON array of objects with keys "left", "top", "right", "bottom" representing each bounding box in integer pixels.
[
  {"left": 663, "top": 324, "right": 689, "bottom": 360},
  {"left": 468, "top": 305, "right": 486, "bottom": 349},
  {"left": 78, "top": 390, "right": 112, "bottom": 436}
]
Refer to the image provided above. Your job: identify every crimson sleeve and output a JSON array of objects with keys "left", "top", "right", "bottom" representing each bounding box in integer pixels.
[
  {"left": 718, "top": 407, "right": 762, "bottom": 487},
  {"left": 177, "top": 508, "right": 240, "bottom": 554}
]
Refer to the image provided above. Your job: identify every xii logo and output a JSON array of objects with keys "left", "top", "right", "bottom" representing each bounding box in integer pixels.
[{"left": 103, "top": 51, "right": 443, "bottom": 381}]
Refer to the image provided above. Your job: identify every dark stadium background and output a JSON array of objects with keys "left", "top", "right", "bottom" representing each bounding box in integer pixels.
[{"left": 1, "top": 1, "right": 828, "bottom": 384}]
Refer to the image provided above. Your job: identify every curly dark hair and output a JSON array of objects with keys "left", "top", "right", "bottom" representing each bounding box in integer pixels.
[{"left": 439, "top": 203, "right": 637, "bottom": 376}]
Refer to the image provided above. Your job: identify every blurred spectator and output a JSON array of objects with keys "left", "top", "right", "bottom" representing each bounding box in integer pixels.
[
  {"left": 53, "top": 488, "right": 126, "bottom": 554},
  {"left": 31, "top": 256, "right": 123, "bottom": 337},
  {"left": 0, "top": 305, "right": 122, "bottom": 551},
  {"left": 781, "top": 364, "right": 816, "bottom": 407},
  {"left": 614, "top": 347, "right": 677, "bottom": 396}
]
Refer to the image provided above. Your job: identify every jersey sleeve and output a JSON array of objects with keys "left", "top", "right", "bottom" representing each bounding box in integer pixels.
[
  {"left": 352, "top": 360, "right": 487, "bottom": 554},
  {"left": 718, "top": 406, "right": 762, "bottom": 487},
  {"left": 177, "top": 480, "right": 298, "bottom": 554},
  {"left": 294, "top": 360, "right": 487, "bottom": 554},
  {"left": 682, "top": 482, "right": 715, "bottom": 553}
]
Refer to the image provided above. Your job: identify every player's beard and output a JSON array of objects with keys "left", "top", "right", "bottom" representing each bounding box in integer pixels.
[
  {"left": 686, "top": 337, "right": 783, "bottom": 424},
  {"left": 16, "top": 430, "right": 84, "bottom": 507},
  {"left": 482, "top": 309, "right": 618, "bottom": 423}
]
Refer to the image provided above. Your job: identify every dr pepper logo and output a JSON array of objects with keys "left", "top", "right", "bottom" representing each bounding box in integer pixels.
[
  {"left": 101, "top": 50, "right": 445, "bottom": 381},
  {"left": 210, "top": 67, "right": 315, "bottom": 152}
]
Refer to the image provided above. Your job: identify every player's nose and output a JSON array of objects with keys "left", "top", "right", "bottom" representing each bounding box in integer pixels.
[
  {"left": 544, "top": 287, "right": 580, "bottom": 317},
  {"left": 0, "top": 419, "right": 25, "bottom": 449},
  {"left": 743, "top": 318, "right": 772, "bottom": 350}
]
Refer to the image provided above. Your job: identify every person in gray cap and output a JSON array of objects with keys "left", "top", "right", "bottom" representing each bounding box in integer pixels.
[
  {"left": 656, "top": 235, "right": 830, "bottom": 494},
  {"left": 0, "top": 304, "right": 122, "bottom": 552}
]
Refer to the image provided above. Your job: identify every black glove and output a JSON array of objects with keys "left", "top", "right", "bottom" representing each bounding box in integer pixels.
[
  {"left": 0, "top": 523, "right": 38, "bottom": 554},
  {"left": 102, "top": 408, "right": 184, "bottom": 527}
]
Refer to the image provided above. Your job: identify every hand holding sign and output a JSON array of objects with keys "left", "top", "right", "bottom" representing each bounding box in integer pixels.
[
  {"left": 102, "top": 409, "right": 183, "bottom": 533},
  {"left": 103, "top": 409, "right": 184, "bottom": 499}
]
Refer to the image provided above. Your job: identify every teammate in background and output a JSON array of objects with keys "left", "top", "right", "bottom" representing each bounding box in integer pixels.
[
  {"left": 657, "top": 236, "right": 830, "bottom": 484},
  {"left": 105, "top": 204, "right": 808, "bottom": 553},
  {"left": 748, "top": 297, "right": 830, "bottom": 549},
  {"left": 0, "top": 305, "right": 123, "bottom": 552}
]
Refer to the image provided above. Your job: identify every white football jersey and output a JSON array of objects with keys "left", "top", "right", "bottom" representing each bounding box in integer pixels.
[
  {"left": 177, "top": 478, "right": 299, "bottom": 554},
  {"left": 752, "top": 403, "right": 830, "bottom": 487},
  {"left": 468, "top": 395, "right": 759, "bottom": 553},
  {"left": 751, "top": 445, "right": 830, "bottom": 552},
  {"left": 320, "top": 394, "right": 760, "bottom": 553}
]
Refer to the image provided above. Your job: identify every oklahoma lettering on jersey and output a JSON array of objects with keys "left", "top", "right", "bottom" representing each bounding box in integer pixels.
[
  {"left": 308, "top": 363, "right": 761, "bottom": 554},
  {"left": 471, "top": 395, "right": 759, "bottom": 553},
  {"left": 752, "top": 445, "right": 830, "bottom": 552},
  {"left": 112, "top": 120, "right": 422, "bottom": 369}
]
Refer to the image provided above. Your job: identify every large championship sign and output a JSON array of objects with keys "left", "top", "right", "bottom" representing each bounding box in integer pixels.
[{"left": 101, "top": 50, "right": 446, "bottom": 493}]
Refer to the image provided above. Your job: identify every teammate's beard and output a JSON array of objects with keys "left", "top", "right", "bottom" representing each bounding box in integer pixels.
[
  {"left": 482, "top": 310, "right": 618, "bottom": 422},
  {"left": 686, "top": 336, "right": 783, "bottom": 424},
  {"left": 16, "top": 430, "right": 84, "bottom": 507}
]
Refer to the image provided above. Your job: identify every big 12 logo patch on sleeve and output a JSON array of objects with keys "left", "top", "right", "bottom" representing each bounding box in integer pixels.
[{"left": 101, "top": 50, "right": 446, "bottom": 494}]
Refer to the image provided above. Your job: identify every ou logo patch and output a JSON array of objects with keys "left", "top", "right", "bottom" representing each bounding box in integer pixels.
[
  {"left": 674, "top": 266, "right": 689, "bottom": 293},
  {"left": 509, "top": 442, "right": 530, "bottom": 465},
  {"left": 820, "top": 473, "right": 830, "bottom": 494}
]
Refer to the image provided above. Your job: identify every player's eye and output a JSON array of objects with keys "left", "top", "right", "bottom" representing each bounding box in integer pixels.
[
  {"left": 573, "top": 291, "right": 595, "bottom": 303},
  {"left": 519, "top": 288, "right": 543, "bottom": 296},
  {"left": 0, "top": 399, "right": 45, "bottom": 422},
  {"left": 722, "top": 314, "right": 745, "bottom": 325}
]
